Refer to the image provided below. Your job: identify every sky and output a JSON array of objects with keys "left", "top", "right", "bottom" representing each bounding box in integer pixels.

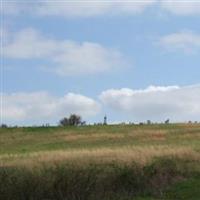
[{"left": 1, "top": 0, "right": 200, "bottom": 126}]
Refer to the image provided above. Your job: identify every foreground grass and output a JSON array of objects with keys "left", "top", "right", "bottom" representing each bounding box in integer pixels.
[
  {"left": 0, "top": 124, "right": 200, "bottom": 199},
  {"left": 1, "top": 158, "right": 200, "bottom": 200}
]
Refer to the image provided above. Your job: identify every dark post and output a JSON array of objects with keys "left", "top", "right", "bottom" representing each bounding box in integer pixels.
[{"left": 104, "top": 115, "right": 107, "bottom": 125}]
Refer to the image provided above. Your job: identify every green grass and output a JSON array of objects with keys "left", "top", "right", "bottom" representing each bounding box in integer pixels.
[
  {"left": 164, "top": 176, "right": 200, "bottom": 200},
  {"left": 1, "top": 124, "right": 200, "bottom": 155},
  {"left": 0, "top": 124, "right": 200, "bottom": 200}
]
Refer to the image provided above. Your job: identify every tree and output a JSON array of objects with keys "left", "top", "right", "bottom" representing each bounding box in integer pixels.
[
  {"left": 59, "top": 114, "right": 82, "bottom": 126},
  {"left": 0, "top": 124, "right": 8, "bottom": 128},
  {"left": 68, "top": 114, "right": 81, "bottom": 126},
  {"left": 59, "top": 117, "right": 70, "bottom": 126},
  {"left": 165, "top": 119, "right": 170, "bottom": 124}
]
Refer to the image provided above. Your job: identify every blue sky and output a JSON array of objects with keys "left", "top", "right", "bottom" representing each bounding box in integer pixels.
[{"left": 1, "top": 1, "right": 200, "bottom": 125}]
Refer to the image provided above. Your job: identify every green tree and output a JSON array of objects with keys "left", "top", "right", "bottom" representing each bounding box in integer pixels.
[{"left": 59, "top": 114, "right": 82, "bottom": 126}]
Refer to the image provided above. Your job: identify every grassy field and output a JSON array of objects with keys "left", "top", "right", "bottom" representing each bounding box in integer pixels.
[{"left": 0, "top": 124, "right": 200, "bottom": 200}]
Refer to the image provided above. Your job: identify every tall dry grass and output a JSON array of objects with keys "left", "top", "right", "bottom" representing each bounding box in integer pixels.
[{"left": 1, "top": 145, "right": 199, "bottom": 168}]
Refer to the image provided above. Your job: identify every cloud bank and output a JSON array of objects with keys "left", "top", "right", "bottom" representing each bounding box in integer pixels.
[
  {"left": 3, "top": 92, "right": 100, "bottom": 123},
  {"left": 3, "top": 85, "right": 200, "bottom": 124},
  {"left": 100, "top": 85, "right": 200, "bottom": 122}
]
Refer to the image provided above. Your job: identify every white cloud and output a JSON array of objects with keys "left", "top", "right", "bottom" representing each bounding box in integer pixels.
[
  {"left": 161, "top": 0, "right": 200, "bottom": 15},
  {"left": 3, "top": 92, "right": 100, "bottom": 123},
  {"left": 36, "top": 1, "right": 157, "bottom": 17},
  {"left": 3, "top": 85, "right": 200, "bottom": 124},
  {"left": 158, "top": 31, "right": 200, "bottom": 53},
  {"left": 3, "top": 1, "right": 200, "bottom": 17},
  {"left": 99, "top": 85, "right": 200, "bottom": 122},
  {"left": 3, "top": 28, "right": 127, "bottom": 75},
  {"left": 2, "top": 1, "right": 156, "bottom": 17},
  {"left": 3, "top": 28, "right": 59, "bottom": 59}
]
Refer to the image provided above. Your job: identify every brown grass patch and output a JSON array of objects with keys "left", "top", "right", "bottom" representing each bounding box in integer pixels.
[
  {"left": 64, "top": 133, "right": 125, "bottom": 142},
  {"left": 137, "top": 131, "right": 166, "bottom": 141}
]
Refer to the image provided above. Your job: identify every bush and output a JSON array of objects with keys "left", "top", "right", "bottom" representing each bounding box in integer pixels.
[{"left": 0, "top": 158, "right": 191, "bottom": 200}]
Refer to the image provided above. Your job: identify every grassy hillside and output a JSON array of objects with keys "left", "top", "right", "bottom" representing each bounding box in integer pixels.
[{"left": 0, "top": 124, "right": 200, "bottom": 199}]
